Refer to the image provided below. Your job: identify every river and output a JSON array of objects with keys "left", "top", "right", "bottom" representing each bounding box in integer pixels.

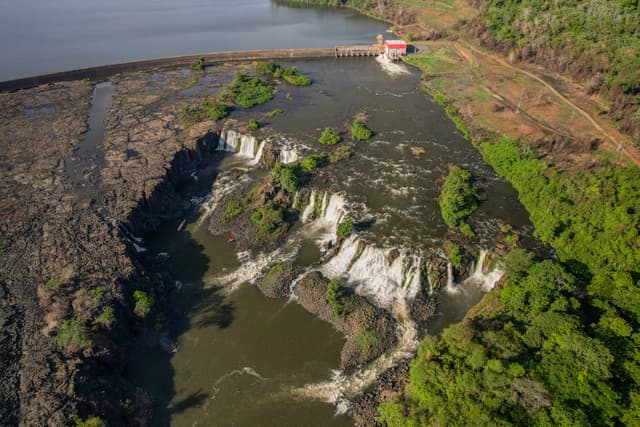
[{"left": 0, "top": 0, "right": 387, "bottom": 81}]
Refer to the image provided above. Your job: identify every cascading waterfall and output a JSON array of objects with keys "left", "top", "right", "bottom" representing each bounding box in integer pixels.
[
  {"left": 445, "top": 261, "right": 457, "bottom": 294},
  {"left": 300, "top": 190, "right": 316, "bottom": 222},
  {"left": 465, "top": 249, "right": 503, "bottom": 291},
  {"left": 321, "top": 235, "right": 421, "bottom": 310},
  {"left": 279, "top": 148, "right": 299, "bottom": 164},
  {"left": 216, "top": 129, "right": 265, "bottom": 164}
]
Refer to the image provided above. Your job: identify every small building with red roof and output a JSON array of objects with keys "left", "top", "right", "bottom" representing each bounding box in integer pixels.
[{"left": 384, "top": 40, "right": 407, "bottom": 60}]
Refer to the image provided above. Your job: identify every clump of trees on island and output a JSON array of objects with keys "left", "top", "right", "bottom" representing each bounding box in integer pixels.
[
  {"left": 438, "top": 165, "right": 478, "bottom": 237},
  {"left": 256, "top": 61, "right": 312, "bottom": 86}
]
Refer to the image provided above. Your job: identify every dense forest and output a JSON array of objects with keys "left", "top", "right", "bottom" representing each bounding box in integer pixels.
[
  {"left": 472, "top": 0, "right": 640, "bottom": 141},
  {"left": 380, "top": 136, "right": 640, "bottom": 425}
]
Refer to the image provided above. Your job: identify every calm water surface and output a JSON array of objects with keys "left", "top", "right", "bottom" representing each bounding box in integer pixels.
[{"left": 0, "top": 0, "right": 387, "bottom": 80}]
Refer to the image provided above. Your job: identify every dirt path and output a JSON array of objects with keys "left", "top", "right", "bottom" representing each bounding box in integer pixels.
[{"left": 456, "top": 42, "right": 640, "bottom": 167}]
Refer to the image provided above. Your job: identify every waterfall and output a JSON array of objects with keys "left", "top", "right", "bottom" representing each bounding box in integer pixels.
[
  {"left": 279, "top": 148, "right": 299, "bottom": 164},
  {"left": 445, "top": 261, "right": 457, "bottom": 294},
  {"left": 465, "top": 250, "right": 502, "bottom": 291},
  {"left": 321, "top": 235, "right": 421, "bottom": 310},
  {"left": 196, "top": 172, "right": 251, "bottom": 227},
  {"left": 215, "top": 129, "right": 265, "bottom": 163},
  {"left": 216, "top": 129, "right": 238, "bottom": 152},
  {"left": 247, "top": 140, "right": 266, "bottom": 166},
  {"left": 300, "top": 190, "right": 316, "bottom": 222}
]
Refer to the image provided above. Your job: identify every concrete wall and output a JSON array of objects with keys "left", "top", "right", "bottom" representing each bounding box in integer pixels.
[{"left": 0, "top": 48, "right": 338, "bottom": 92}]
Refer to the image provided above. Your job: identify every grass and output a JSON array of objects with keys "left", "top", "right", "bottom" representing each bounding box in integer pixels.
[
  {"left": 133, "top": 290, "right": 154, "bottom": 318},
  {"left": 95, "top": 306, "right": 115, "bottom": 327},
  {"left": 326, "top": 279, "right": 349, "bottom": 317},
  {"left": 56, "top": 316, "right": 92, "bottom": 352},
  {"left": 355, "top": 328, "right": 379, "bottom": 360}
]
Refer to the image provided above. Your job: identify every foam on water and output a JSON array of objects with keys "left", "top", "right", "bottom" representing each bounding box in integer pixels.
[{"left": 375, "top": 54, "right": 411, "bottom": 76}]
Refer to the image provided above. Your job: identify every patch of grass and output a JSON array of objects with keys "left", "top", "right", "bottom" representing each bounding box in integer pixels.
[
  {"left": 133, "top": 290, "right": 154, "bottom": 318},
  {"left": 45, "top": 277, "right": 64, "bottom": 292},
  {"left": 182, "top": 100, "right": 230, "bottom": 125},
  {"left": 282, "top": 67, "right": 312, "bottom": 86},
  {"left": 318, "top": 127, "right": 341, "bottom": 145},
  {"left": 72, "top": 416, "right": 107, "bottom": 427},
  {"left": 251, "top": 203, "right": 285, "bottom": 236},
  {"left": 266, "top": 108, "right": 284, "bottom": 117},
  {"left": 90, "top": 289, "right": 104, "bottom": 301},
  {"left": 355, "top": 328, "right": 379, "bottom": 360},
  {"left": 55, "top": 316, "right": 92, "bottom": 352},
  {"left": 224, "top": 198, "right": 248, "bottom": 222},
  {"left": 330, "top": 142, "right": 356, "bottom": 163}
]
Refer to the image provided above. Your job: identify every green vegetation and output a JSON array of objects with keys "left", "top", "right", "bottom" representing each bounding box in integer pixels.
[
  {"left": 45, "top": 277, "right": 64, "bottom": 292},
  {"left": 190, "top": 57, "right": 205, "bottom": 71},
  {"left": 438, "top": 165, "right": 478, "bottom": 237},
  {"left": 248, "top": 118, "right": 259, "bottom": 130},
  {"left": 133, "top": 290, "right": 154, "bottom": 318},
  {"left": 272, "top": 162, "right": 302, "bottom": 193},
  {"left": 329, "top": 142, "right": 355, "bottom": 163},
  {"left": 73, "top": 416, "right": 108, "bottom": 427},
  {"left": 182, "top": 100, "right": 230, "bottom": 124},
  {"left": 318, "top": 127, "right": 341, "bottom": 145},
  {"left": 90, "top": 288, "right": 104, "bottom": 301},
  {"left": 326, "top": 279, "right": 349, "bottom": 317},
  {"left": 263, "top": 263, "right": 288, "bottom": 289},
  {"left": 223, "top": 198, "right": 248, "bottom": 222},
  {"left": 95, "top": 306, "right": 115, "bottom": 328},
  {"left": 55, "top": 316, "right": 91, "bottom": 352},
  {"left": 382, "top": 135, "right": 640, "bottom": 426},
  {"left": 336, "top": 218, "right": 353, "bottom": 239},
  {"left": 220, "top": 73, "right": 273, "bottom": 108},
  {"left": 250, "top": 203, "right": 285, "bottom": 235},
  {"left": 480, "top": 0, "right": 640, "bottom": 138},
  {"left": 350, "top": 120, "right": 372, "bottom": 141},
  {"left": 355, "top": 328, "right": 379, "bottom": 360},
  {"left": 282, "top": 67, "right": 312, "bottom": 86},
  {"left": 265, "top": 108, "right": 284, "bottom": 117},
  {"left": 300, "top": 153, "right": 328, "bottom": 173},
  {"left": 444, "top": 240, "right": 462, "bottom": 267},
  {"left": 422, "top": 86, "right": 470, "bottom": 140},
  {"left": 256, "top": 61, "right": 312, "bottom": 85}
]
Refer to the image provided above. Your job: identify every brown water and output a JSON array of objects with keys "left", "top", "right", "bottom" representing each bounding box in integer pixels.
[{"left": 129, "top": 56, "right": 537, "bottom": 426}]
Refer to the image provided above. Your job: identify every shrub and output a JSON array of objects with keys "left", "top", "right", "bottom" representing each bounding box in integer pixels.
[
  {"left": 444, "top": 240, "right": 463, "bottom": 267},
  {"left": 45, "top": 277, "right": 64, "bottom": 292},
  {"left": 326, "top": 279, "right": 348, "bottom": 317},
  {"left": 56, "top": 316, "right": 91, "bottom": 351},
  {"left": 133, "top": 290, "right": 154, "bottom": 318},
  {"left": 182, "top": 100, "right": 230, "bottom": 125},
  {"left": 221, "top": 73, "right": 273, "bottom": 108},
  {"left": 191, "top": 57, "right": 205, "bottom": 71},
  {"left": 330, "top": 142, "right": 355, "bottom": 163},
  {"left": 224, "top": 198, "right": 247, "bottom": 222},
  {"left": 280, "top": 66, "right": 312, "bottom": 85},
  {"left": 336, "top": 218, "right": 353, "bottom": 239},
  {"left": 248, "top": 118, "right": 259, "bottom": 130},
  {"left": 272, "top": 162, "right": 301, "bottom": 193},
  {"left": 318, "top": 127, "right": 341, "bottom": 145},
  {"left": 251, "top": 204, "right": 285, "bottom": 235},
  {"left": 438, "top": 165, "right": 478, "bottom": 236},
  {"left": 300, "top": 153, "right": 328, "bottom": 173},
  {"left": 255, "top": 61, "right": 279, "bottom": 75},
  {"left": 95, "top": 306, "right": 115, "bottom": 327},
  {"left": 263, "top": 263, "right": 289, "bottom": 289},
  {"left": 350, "top": 120, "right": 372, "bottom": 141}
]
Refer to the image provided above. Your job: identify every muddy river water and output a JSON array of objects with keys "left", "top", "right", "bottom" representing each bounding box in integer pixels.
[{"left": 126, "top": 56, "right": 534, "bottom": 426}]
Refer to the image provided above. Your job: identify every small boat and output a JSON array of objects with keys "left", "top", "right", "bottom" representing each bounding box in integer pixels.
[
  {"left": 177, "top": 219, "right": 186, "bottom": 232},
  {"left": 227, "top": 236, "right": 235, "bottom": 243}
]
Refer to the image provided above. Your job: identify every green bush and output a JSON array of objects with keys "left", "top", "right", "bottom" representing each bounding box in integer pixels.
[
  {"left": 191, "top": 57, "right": 205, "bottom": 71},
  {"left": 95, "top": 306, "right": 115, "bottom": 327},
  {"left": 350, "top": 120, "right": 372, "bottom": 141},
  {"left": 45, "top": 277, "right": 64, "bottom": 291},
  {"left": 318, "top": 127, "right": 341, "bottom": 145},
  {"left": 438, "top": 165, "right": 478, "bottom": 236},
  {"left": 133, "top": 290, "right": 154, "bottom": 318},
  {"left": 248, "top": 118, "right": 259, "bottom": 130},
  {"left": 280, "top": 66, "right": 312, "bottom": 85},
  {"left": 182, "top": 100, "right": 230, "bottom": 125},
  {"left": 326, "top": 279, "right": 348, "bottom": 317},
  {"left": 255, "top": 61, "right": 279, "bottom": 75},
  {"left": 330, "top": 142, "right": 355, "bottom": 163},
  {"left": 251, "top": 204, "right": 285, "bottom": 235},
  {"left": 56, "top": 316, "right": 91, "bottom": 351},
  {"left": 300, "top": 153, "right": 328, "bottom": 173},
  {"left": 272, "top": 162, "right": 301, "bottom": 193},
  {"left": 221, "top": 73, "right": 273, "bottom": 108},
  {"left": 336, "top": 218, "right": 353, "bottom": 239},
  {"left": 224, "top": 198, "right": 247, "bottom": 222}
]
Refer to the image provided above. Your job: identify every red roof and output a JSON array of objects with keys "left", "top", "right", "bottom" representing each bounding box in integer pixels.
[{"left": 384, "top": 40, "right": 407, "bottom": 49}]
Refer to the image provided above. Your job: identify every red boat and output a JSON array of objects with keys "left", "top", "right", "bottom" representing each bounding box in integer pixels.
[
  {"left": 177, "top": 219, "right": 186, "bottom": 232},
  {"left": 227, "top": 236, "right": 235, "bottom": 243}
]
